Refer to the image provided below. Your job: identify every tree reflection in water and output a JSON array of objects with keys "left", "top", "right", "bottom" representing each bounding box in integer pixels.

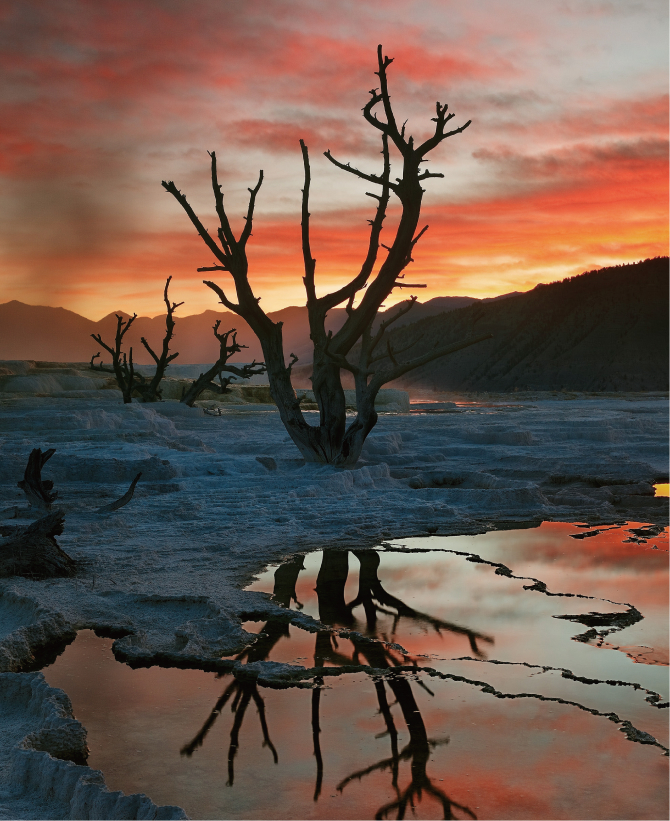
[
  {"left": 180, "top": 555, "right": 305, "bottom": 784},
  {"left": 182, "top": 550, "right": 486, "bottom": 817}
]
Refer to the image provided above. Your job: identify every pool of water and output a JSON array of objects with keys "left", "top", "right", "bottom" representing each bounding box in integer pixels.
[{"left": 43, "top": 521, "right": 669, "bottom": 820}]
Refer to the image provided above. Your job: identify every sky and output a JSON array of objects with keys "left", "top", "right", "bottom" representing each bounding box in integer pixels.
[{"left": 0, "top": 0, "right": 667, "bottom": 319}]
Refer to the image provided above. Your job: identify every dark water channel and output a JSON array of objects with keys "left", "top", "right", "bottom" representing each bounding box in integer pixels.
[{"left": 43, "top": 522, "right": 668, "bottom": 820}]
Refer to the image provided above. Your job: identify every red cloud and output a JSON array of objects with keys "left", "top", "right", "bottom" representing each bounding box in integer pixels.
[{"left": 0, "top": 0, "right": 666, "bottom": 315}]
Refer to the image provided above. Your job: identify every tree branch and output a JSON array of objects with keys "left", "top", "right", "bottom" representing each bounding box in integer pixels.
[
  {"left": 89, "top": 352, "right": 115, "bottom": 374},
  {"left": 368, "top": 296, "right": 417, "bottom": 357},
  {"left": 323, "top": 150, "right": 397, "bottom": 192},
  {"left": 318, "top": 134, "right": 393, "bottom": 313},
  {"left": 197, "top": 265, "right": 230, "bottom": 273},
  {"left": 373, "top": 332, "right": 493, "bottom": 388},
  {"left": 300, "top": 140, "right": 317, "bottom": 304},
  {"left": 203, "top": 280, "right": 240, "bottom": 313},
  {"left": 239, "top": 171, "right": 264, "bottom": 248},
  {"left": 374, "top": 44, "right": 406, "bottom": 154},
  {"left": 416, "top": 101, "right": 472, "bottom": 159},
  {"left": 286, "top": 352, "right": 299, "bottom": 376},
  {"left": 162, "top": 179, "right": 228, "bottom": 265},
  {"left": 95, "top": 473, "right": 142, "bottom": 514},
  {"left": 208, "top": 150, "right": 237, "bottom": 252}
]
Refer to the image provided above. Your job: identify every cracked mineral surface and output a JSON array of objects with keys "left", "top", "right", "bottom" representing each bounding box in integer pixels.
[{"left": 0, "top": 391, "right": 668, "bottom": 819}]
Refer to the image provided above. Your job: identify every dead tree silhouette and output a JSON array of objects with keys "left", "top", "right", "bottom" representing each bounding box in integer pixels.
[
  {"left": 337, "top": 676, "right": 476, "bottom": 820},
  {"left": 162, "top": 45, "right": 491, "bottom": 464},
  {"left": 310, "top": 549, "right": 491, "bottom": 809},
  {"left": 90, "top": 277, "right": 182, "bottom": 403},
  {"left": 180, "top": 323, "right": 265, "bottom": 407},
  {"left": 180, "top": 556, "right": 305, "bottom": 783}
]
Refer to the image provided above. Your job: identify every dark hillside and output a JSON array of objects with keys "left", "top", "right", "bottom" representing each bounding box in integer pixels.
[{"left": 388, "top": 258, "right": 669, "bottom": 393}]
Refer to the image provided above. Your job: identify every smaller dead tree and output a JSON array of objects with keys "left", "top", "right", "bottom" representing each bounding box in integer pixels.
[
  {"left": 180, "top": 322, "right": 266, "bottom": 407},
  {"left": 90, "top": 314, "right": 142, "bottom": 403},
  {"left": 90, "top": 277, "right": 182, "bottom": 403},
  {"left": 138, "top": 276, "right": 183, "bottom": 401}
]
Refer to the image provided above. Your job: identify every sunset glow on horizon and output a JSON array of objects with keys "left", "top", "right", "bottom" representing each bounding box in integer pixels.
[{"left": 0, "top": 0, "right": 667, "bottom": 320}]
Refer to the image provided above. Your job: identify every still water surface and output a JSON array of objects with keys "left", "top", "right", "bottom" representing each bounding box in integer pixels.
[{"left": 44, "top": 522, "right": 668, "bottom": 820}]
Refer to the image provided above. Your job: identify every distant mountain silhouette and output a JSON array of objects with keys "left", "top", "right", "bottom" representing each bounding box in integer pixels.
[
  {"left": 381, "top": 258, "right": 669, "bottom": 393},
  {"left": 0, "top": 290, "right": 516, "bottom": 365},
  {"left": 5, "top": 259, "right": 664, "bottom": 394},
  {"left": 376, "top": 291, "right": 522, "bottom": 330}
]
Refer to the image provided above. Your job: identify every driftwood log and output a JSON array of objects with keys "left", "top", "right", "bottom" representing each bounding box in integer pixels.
[
  {"left": 95, "top": 472, "right": 142, "bottom": 514},
  {"left": 0, "top": 510, "right": 75, "bottom": 579},
  {"left": 18, "top": 448, "right": 58, "bottom": 511}
]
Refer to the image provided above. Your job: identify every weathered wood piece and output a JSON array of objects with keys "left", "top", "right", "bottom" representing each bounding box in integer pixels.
[
  {"left": 0, "top": 510, "right": 75, "bottom": 579},
  {"left": 17, "top": 448, "right": 58, "bottom": 511},
  {"left": 95, "top": 472, "right": 142, "bottom": 514}
]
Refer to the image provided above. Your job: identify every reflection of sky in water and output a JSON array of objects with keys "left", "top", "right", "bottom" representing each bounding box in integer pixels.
[
  {"left": 246, "top": 522, "right": 669, "bottom": 745},
  {"left": 248, "top": 523, "right": 668, "bottom": 684},
  {"left": 44, "top": 632, "right": 668, "bottom": 821},
  {"left": 42, "top": 521, "right": 668, "bottom": 820}
]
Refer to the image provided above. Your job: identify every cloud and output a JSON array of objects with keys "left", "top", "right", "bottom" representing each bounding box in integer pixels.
[{"left": 0, "top": 0, "right": 666, "bottom": 315}]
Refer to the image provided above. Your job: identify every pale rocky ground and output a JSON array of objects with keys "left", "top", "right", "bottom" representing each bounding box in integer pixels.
[{"left": 0, "top": 362, "right": 667, "bottom": 818}]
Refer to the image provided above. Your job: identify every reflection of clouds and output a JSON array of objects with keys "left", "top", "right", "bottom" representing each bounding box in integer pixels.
[
  {"left": 251, "top": 523, "right": 668, "bottom": 692},
  {"left": 398, "top": 522, "right": 669, "bottom": 572},
  {"left": 44, "top": 634, "right": 670, "bottom": 820}
]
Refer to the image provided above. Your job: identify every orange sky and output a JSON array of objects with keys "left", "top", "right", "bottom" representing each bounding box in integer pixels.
[{"left": 0, "top": 0, "right": 667, "bottom": 319}]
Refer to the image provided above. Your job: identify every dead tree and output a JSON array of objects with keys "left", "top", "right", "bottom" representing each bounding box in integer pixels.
[
  {"left": 91, "top": 277, "right": 182, "bottom": 403},
  {"left": 138, "top": 276, "right": 183, "bottom": 401},
  {"left": 91, "top": 313, "right": 141, "bottom": 403},
  {"left": 162, "top": 45, "right": 491, "bottom": 465},
  {"left": 180, "top": 322, "right": 266, "bottom": 407}
]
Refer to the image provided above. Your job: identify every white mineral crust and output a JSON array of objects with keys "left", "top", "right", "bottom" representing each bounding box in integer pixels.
[{"left": 0, "top": 385, "right": 667, "bottom": 817}]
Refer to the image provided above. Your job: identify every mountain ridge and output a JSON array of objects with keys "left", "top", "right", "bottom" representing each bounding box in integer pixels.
[
  {"left": 380, "top": 257, "right": 669, "bottom": 393},
  {"left": 0, "top": 291, "right": 518, "bottom": 364}
]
